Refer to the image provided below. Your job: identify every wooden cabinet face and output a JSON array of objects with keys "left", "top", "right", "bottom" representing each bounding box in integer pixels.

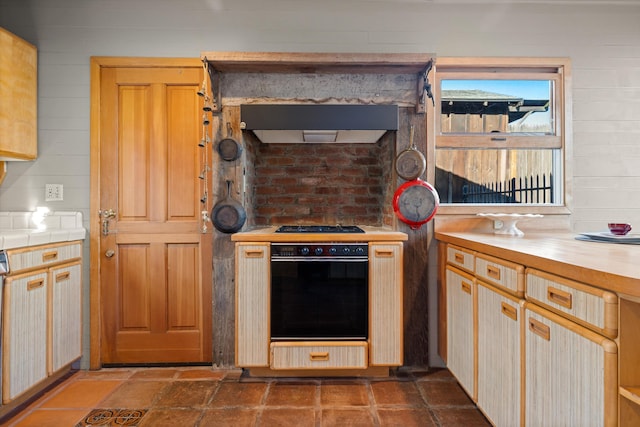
[
  {"left": 0, "top": 28, "right": 37, "bottom": 160},
  {"left": 525, "top": 304, "right": 617, "bottom": 427},
  {"left": 446, "top": 265, "right": 475, "bottom": 399},
  {"left": 49, "top": 262, "right": 82, "bottom": 373},
  {"left": 369, "top": 242, "right": 403, "bottom": 366},
  {"left": 477, "top": 282, "right": 522, "bottom": 427},
  {"left": 2, "top": 271, "right": 48, "bottom": 403},
  {"left": 235, "top": 243, "right": 270, "bottom": 367}
]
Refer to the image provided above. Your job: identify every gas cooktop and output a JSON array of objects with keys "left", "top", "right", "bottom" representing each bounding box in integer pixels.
[{"left": 275, "top": 225, "right": 365, "bottom": 234}]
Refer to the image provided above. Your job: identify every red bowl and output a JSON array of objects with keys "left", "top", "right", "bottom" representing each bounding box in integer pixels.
[{"left": 608, "top": 223, "right": 632, "bottom": 235}]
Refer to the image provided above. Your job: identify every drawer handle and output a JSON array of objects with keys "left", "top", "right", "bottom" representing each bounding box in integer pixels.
[
  {"left": 486, "top": 265, "right": 501, "bottom": 280},
  {"left": 529, "top": 317, "right": 550, "bottom": 341},
  {"left": 547, "top": 287, "right": 572, "bottom": 309},
  {"left": 501, "top": 302, "right": 518, "bottom": 321},
  {"left": 55, "top": 271, "right": 71, "bottom": 282},
  {"left": 27, "top": 278, "right": 45, "bottom": 291},
  {"left": 42, "top": 251, "right": 58, "bottom": 262},
  {"left": 244, "top": 249, "right": 264, "bottom": 258},
  {"left": 454, "top": 253, "right": 465, "bottom": 264},
  {"left": 461, "top": 281, "right": 472, "bottom": 294},
  {"left": 375, "top": 250, "right": 394, "bottom": 257},
  {"left": 309, "top": 352, "right": 330, "bottom": 362}
]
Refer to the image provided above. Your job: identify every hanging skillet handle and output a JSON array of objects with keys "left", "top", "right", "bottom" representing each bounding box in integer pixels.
[
  {"left": 409, "top": 125, "right": 416, "bottom": 150},
  {"left": 225, "top": 179, "right": 232, "bottom": 197}
]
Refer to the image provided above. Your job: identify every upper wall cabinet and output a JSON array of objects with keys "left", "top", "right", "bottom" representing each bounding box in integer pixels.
[{"left": 0, "top": 27, "right": 37, "bottom": 161}]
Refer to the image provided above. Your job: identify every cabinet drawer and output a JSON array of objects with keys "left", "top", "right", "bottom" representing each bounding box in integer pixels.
[
  {"left": 475, "top": 253, "right": 524, "bottom": 297},
  {"left": 6, "top": 241, "right": 81, "bottom": 274},
  {"left": 526, "top": 268, "right": 618, "bottom": 338},
  {"left": 446, "top": 244, "right": 475, "bottom": 273},
  {"left": 270, "top": 342, "right": 368, "bottom": 370}
]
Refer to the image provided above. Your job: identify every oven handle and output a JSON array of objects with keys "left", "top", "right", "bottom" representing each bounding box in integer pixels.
[{"left": 271, "top": 256, "right": 368, "bottom": 262}]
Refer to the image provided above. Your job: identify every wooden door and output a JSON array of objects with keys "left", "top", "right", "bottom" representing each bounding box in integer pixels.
[{"left": 94, "top": 60, "right": 212, "bottom": 365}]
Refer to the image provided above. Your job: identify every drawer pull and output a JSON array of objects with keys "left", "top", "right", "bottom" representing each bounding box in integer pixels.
[
  {"left": 547, "top": 287, "right": 572, "bottom": 309},
  {"left": 486, "top": 265, "right": 501, "bottom": 281},
  {"left": 55, "top": 271, "right": 71, "bottom": 282},
  {"left": 244, "top": 249, "right": 264, "bottom": 258},
  {"left": 529, "top": 317, "right": 550, "bottom": 341},
  {"left": 461, "top": 281, "right": 472, "bottom": 294},
  {"left": 375, "top": 250, "right": 394, "bottom": 257},
  {"left": 42, "top": 251, "right": 58, "bottom": 262},
  {"left": 501, "top": 302, "right": 518, "bottom": 321},
  {"left": 309, "top": 352, "right": 330, "bottom": 362},
  {"left": 454, "top": 253, "right": 465, "bottom": 264},
  {"left": 27, "top": 278, "right": 45, "bottom": 291}
]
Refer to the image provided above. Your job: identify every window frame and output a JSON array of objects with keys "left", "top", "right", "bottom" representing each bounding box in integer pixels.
[{"left": 429, "top": 57, "right": 572, "bottom": 216}]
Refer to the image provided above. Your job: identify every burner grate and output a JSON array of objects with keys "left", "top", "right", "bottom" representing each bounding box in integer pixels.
[{"left": 275, "top": 225, "right": 365, "bottom": 233}]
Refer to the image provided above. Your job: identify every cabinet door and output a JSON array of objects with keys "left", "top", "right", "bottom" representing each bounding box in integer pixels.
[
  {"left": 49, "top": 261, "right": 82, "bottom": 373},
  {"left": 0, "top": 28, "right": 37, "bottom": 160},
  {"left": 477, "top": 281, "right": 523, "bottom": 427},
  {"left": 235, "top": 243, "right": 270, "bottom": 367},
  {"left": 2, "top": 271, "right": 48, "bottom": 403},
  {"left": 369, "top": 242, "right": 403, "bottom": 366},
  {"left": 446, "top": 265, "right": 476, "bottom": 399},
  {"left": 525, "top": 304, "right": 618, "bottom": 427}
]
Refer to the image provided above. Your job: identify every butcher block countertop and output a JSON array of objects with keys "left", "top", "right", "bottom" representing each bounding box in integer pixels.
[
  {"left": 435, "top": 231, "right": 640, "bottom": 299},
  {"left": 231, "top": 226, "right": 408, "bottom": 243}
]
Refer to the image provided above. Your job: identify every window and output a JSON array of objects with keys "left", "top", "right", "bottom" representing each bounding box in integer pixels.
[{"left": 433, "top": 58, "right": 571, "bottom": 211}]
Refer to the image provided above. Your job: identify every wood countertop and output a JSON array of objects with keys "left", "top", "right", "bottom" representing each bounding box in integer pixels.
[
  {"left": 435, "top": 231, "right": 640, "bottom": 299},
  {"left": 231, "top": 226, "right": 408, "bottom": 243}
]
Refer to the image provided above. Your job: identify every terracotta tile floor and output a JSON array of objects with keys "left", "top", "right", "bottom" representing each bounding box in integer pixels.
[{"left": 2, "top": 366, "right": 491, "bottom": 427}]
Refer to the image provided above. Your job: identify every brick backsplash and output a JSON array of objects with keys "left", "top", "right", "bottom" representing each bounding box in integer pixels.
[{"left": 250, "top": 139, "right": 394, "bottom": 226}]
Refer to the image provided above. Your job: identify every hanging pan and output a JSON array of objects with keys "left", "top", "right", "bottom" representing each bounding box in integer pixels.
[
  {"left": 393, "top": 179, "right": 439, "bottom": 230},
  {"left": 395, "top": 125, "right": 426, "bottom": 181},
  {"left": 212, "top": 180, "right": 247, "bottom": 233},
  {"left": 216, "top": 122, "right": 243, "bottom": 161}
]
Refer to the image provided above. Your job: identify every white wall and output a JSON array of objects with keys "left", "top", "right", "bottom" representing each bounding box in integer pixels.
[
  {"left": 1, "top": 0, "right": 639, "bottom": 367},
  {"left": 1, "top": 0, "right": 639, "bottom": 229}
]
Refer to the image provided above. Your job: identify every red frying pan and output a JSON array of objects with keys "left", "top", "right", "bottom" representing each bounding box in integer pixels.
[{"left": 393, "top": 179, "right": 439, "bottom": 230}]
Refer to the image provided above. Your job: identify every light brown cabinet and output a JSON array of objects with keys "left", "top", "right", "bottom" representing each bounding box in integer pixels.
[
  {"left": 439, "top": 238, "right": 620, "bottom": 427},
  {"left": 1, "top": 241, "right": 82, "bottom": 406},
  {"left": 445, "top": 265, "right": 476, "bottom": 399},
  {"left": 369, "top": 242, "right": 403, "bottom": 367},
  {"left": 2, "top": 270, "right": 48, "bottom": 402},
  {"left": 525, "top": 302, "right": 617, "bottom": 427},
  {"left": 234, "top": 242, "right": 270, "bottom": 368},
  {"left": 0, "top": 28, "right": 37, "bottom": 161},
  {"left": 477, "top": 281, "right": 523, "bottom": 427}
]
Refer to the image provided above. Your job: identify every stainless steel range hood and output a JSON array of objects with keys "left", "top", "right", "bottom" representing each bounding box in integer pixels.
[{"left": 240, "top": 104, "right": 398, "bottom": 143}]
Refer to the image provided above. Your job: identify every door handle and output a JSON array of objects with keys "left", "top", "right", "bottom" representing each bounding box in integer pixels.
[
  {"left": 99, "top": 209, "right": 117, "bottom": 236},
  {"left": 105, "top": 249, "right": 115, "bottom": 258}
]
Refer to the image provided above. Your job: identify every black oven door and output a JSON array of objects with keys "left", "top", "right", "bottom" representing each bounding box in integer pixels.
[{"left": 270, "top": 258, "right": 368, "bottom": 341}]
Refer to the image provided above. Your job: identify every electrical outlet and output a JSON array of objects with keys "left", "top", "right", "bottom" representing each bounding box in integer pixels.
[{"left": 45, "top": 184, "right": 63, "bottom": 201}]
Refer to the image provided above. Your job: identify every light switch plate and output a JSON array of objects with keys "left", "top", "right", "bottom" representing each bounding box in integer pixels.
[{"left": 45, "top": 184, "right": 63, "bottom": 201}]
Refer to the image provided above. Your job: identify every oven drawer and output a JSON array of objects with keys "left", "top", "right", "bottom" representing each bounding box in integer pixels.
[{"left": 270, "top": 342, "right": 368, "bottom": 370}]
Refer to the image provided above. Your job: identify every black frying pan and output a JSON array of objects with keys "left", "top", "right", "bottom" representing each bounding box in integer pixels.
[
  {"left": 212, "top": 180, "right": 246, "bottom": 233},
  {"left": 216, "top": 123, "right": 243, "bottom": 161}
]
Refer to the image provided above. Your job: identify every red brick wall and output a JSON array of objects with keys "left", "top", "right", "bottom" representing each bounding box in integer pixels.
[{"left": 250, "top": 138, "right": 394, "bottom": 226}]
